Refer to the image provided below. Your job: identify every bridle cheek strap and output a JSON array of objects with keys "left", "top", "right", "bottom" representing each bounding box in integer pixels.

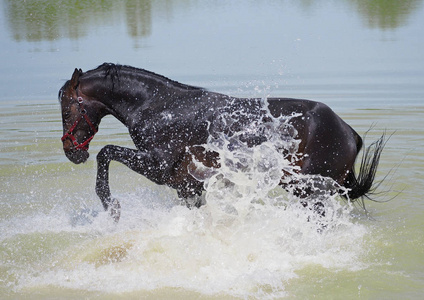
[{"left": 61, "top": 99, "right": 98, "bottom": 151}]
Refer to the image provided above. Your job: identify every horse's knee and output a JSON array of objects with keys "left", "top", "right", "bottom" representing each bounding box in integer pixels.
[{"left": 97, "top": 144, "right": 116, "bottom": 162}]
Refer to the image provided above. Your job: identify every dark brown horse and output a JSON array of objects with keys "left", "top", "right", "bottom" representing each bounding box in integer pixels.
[{"left": 59, "top": 63, "right": 385, "bottom": 222}]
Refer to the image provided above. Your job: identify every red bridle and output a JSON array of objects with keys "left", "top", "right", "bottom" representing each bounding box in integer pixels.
[{"left": 61, "top": 97, "right": 98, "bottom": 151}]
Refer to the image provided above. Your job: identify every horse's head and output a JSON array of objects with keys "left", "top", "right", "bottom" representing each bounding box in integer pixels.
[{"left": 59, "top": 68, "right": 103, "bottom": 164}]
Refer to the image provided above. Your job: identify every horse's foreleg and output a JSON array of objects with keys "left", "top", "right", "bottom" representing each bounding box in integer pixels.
[
  {"left": 96, "top": 145, "right": 124, "bottom": 222},
  {"left": 96, "top": 144, "right": 163, "bottom": 222}
]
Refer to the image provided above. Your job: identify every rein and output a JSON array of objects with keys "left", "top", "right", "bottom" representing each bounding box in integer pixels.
[{"left": 61, "top": 96, "right": 98, "bottom": 151}]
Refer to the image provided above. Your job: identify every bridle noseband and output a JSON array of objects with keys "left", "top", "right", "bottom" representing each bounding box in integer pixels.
[{"left": 61, "top": 96, "right": 98, "bottom": 151}]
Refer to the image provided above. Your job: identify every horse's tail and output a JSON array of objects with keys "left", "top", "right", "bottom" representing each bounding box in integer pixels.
[{"left": 342, "top": 133, "right": 386, "bottom": 202}]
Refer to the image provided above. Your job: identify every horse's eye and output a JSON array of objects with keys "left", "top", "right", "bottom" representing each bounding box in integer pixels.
[{"left": 63, "top": 111, "right": 71, "bottom": 120}]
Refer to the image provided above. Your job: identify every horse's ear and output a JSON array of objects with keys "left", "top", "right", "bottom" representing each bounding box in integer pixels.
[{"left": 70, "top": 68, "right": 83, "bottom": 88}]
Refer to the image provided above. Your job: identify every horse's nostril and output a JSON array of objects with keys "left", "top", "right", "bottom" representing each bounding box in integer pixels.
[{"left": 63, "top": 139, "right": 73, "bottom": 152}]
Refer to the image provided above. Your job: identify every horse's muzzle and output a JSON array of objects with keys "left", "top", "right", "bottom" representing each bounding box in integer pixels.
[
  {"left": 62, "top": 136, "right": 90, "bottom": 164},
  {"left": 64, "top": 149, "right": 89, "bottom": 164}
]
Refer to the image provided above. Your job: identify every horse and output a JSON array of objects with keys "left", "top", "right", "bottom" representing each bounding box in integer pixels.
[{"left": 59, "top": 63, "right": 385, "bottom": 222}]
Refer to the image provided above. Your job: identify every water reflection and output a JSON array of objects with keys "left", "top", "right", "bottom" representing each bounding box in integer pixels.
[
  {"left": 3, "top": 0, "right": 152, "bottom": 42},
  {"left": 348, "top": 0, "right": 423, "bottom": 29},
  {"left": 3, "top": 0, "right": 423, "bottom": 44},
  {"left": 125, "top": 1, "right": 152, "bottom": 38}
]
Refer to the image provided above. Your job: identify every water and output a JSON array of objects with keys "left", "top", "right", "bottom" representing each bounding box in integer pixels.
[{"left": 1, "top": 1, "right": 424, "bottom": 299}]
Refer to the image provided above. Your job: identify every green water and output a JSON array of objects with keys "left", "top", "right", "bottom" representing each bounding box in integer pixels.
[{"left": 1, "top": 0, "right": 424, "bottom": 298}]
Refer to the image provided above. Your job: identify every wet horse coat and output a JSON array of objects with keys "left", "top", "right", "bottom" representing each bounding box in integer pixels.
[{"left": 59, "top": 63, "right": 384, "bottom": 221}]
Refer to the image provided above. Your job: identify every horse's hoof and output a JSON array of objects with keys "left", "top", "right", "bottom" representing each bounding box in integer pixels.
[{"left": 109, "top": 198, "right": 121, "bottom": 223}]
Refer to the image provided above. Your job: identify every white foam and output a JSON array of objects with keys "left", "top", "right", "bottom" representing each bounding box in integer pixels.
[{"left": 10, "top": 183, "right": 368, "bottom": 298}]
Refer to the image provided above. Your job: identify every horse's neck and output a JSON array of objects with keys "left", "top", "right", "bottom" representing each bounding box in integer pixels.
[
  {"left": 100, "top": 79, "right": 159, "bottom": 126},
  {"left": 98, "top": 71, "right": 202, "bottom": 126},
  {"left": 101, "top": 96, "right": 143, "bottom": 127}
]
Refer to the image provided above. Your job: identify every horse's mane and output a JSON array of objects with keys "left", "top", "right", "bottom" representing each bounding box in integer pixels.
[{"left": 83, "top": 63, "right": 204, "bottom": 93}]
